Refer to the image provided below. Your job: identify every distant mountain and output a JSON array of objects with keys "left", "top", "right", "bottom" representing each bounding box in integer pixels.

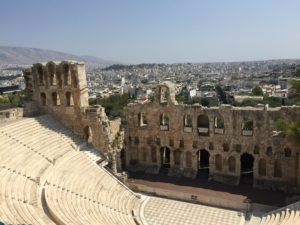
[{"left": 0, "top": 46, "right": 119, "bottom": 66}]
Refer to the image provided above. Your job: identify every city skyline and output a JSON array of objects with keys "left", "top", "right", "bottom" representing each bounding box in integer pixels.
[{"left": 1, "top": 0, "right": 300, "bottom": 64}]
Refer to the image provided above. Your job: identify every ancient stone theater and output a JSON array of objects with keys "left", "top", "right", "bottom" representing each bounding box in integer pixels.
[
  {"left": 0, "top": 61, "right": 299, "bottom": 225},
  {"left": 124, "top": 81, "right": 300, "bottom": 193}
]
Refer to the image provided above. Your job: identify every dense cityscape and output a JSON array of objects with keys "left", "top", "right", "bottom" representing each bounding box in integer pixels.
[{"left": 1, "top": 59, "right": 300, "bottom": 112}]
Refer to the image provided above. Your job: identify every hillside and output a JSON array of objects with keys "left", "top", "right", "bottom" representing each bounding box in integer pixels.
[{"left": 0, "top": 46, "right": 118, "bottom": 66}]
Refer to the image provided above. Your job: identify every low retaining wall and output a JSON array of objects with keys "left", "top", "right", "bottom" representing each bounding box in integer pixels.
[{"left": 128, "top": 182, "right": 276, "bottom": 212}]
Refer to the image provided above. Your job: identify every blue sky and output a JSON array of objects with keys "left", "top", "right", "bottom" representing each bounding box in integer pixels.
[{"left": 0, "top": 0, "right": 300, "bottom": 63}]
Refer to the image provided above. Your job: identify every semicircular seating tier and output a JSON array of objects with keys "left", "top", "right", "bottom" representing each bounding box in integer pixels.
[
  {"left": 259, "top": 201, "right": 300, "bottom": 225},
  {"left": 0, "top": 115, "right": 142, "bottom": 225}
]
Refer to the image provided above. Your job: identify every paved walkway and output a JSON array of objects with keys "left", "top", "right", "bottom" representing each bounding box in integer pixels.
[{"left": 141, "top": 196, "right": 244, "bottom": 225}]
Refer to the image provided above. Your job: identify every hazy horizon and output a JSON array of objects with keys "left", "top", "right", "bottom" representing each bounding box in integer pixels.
[{"left": 1, "top": 0, "right": 300, "bottom": 64}]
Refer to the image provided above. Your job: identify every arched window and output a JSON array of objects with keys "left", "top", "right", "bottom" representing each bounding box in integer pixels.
[
  {"left": 52, "top": 92, "right": 60, "bottom": 106},
  {"left": 65, "top": 91, "right": 74, "bottom": 106},
  {"left": 197, "top": 115, "right": 209, "bottom": 136},
  {"left": 37, "top": 65, "right": 44, "bottom": 85},
  {"left": 266, "top": 146, "right": 273, "bottom": 156},
  {"left": 254, "top": 145, "right": 260, "bottom": 154},
  {"left": 160, "top": 113, "right": 169, "bottom": 131},
  {"left": 242, "top": 117, "right": 254, "bottom": 136},
  {"left": 160, "top": 113, "right": 169, "bottom": 125},
  {"left": 214, "top": 116, "right": 224, "bottom": 134},
  {"left": 223, "top": 143, "right": 229, "bottom": 152},
  {"left": 48, "top": 63, "right": 56, "bottom": 86},
  {"left": 174, "top": 149, "right": 181, "bottom": 166},
  {"left": 274, "top": 159, "right": 282, "bottom": 178},
  {"left": 186, "top": 151, "right": 192, "bottom": 168},
  {"left": 71, "top": 70, "right": 78, "bottom": 88},
  {"left": 215, "top": 154, "right": 222, "bottom": 171},
  {"left": 138, "top": 113, "right": 148, "bottom": 127},
  {"left": 151, "top": 146, "right": 157, "bottom": 163},
  {"left": 62, "top": 63, "right": 71, "bottom": 85},
  {"left": 184, "top": 114, "right": 193, "bottom": 127},
  {"left": 259, "top": 159, "right": 266, "bottom": 176},
  {"left": 56, "top": 70, "right": 62, "bottom": 87},
  {"left": 40, "top": 92, "right": 46, "bottom": 106},
  {"left": 160, "top": 86, "right": 169, "bottom": 103},
  {"left": 284, "top": 148, "right": 292, "bottom": 157},
  {"left": 228, "top": 156, "right": 236, "bottom": 172}
]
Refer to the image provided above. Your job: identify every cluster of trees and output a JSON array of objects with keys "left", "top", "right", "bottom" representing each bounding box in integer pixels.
[
  {"left": 0, "top": 91, "right": 24, "bottom": 110},
  {"left": 89, "top": 93, "right": 132, "bottom": 118},
  {"left": 276, "top": 80, "right": 300, "bottom": 147}
]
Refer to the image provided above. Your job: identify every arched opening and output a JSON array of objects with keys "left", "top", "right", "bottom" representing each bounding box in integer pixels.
[
  {"left": 56, "top": 71, "right": 62, "bottom": 87},
  {"left": 215, "top": 154, "right": 222, "bottom": 171},
  {"left": 160, "top": 147, "right": 170, "bottom": 169},
  {"left": 174, "top": 149, "right": 181, "bottom": 166},
  {"left": 65, "top": 91, "right": 74, "bottom": 106},
  {"left": 62, "top": 63, "right": 71, "bottom": 85},
  {"left": 138, "top": 113, "right": 148, "bottom": 127},
  {"left": 160, "top": 113, "right": 169, "bottom": 131},
  {"left": 48, "top": 63, "right": 56, "bottom": 86},
  {"left": 266, "top": 146, "right": 273, "bottom": 156},
  {"left": 184, "top": 114, "right": 192, "bottom": 127},
  {"left": 258, "top": 159, "right": 266, "bottom": 176},
  {"left": 274, "top": 159, "right": 282, "bottom": 178},
  {"left": 37, "top": 65, "right": 44, "bottom": 85},
  {"left": 52, "top": 92, "right": 60, "bottom": 106},
  {"left": 160, "top": 86, "right": 169, "bottom": 103},
  {"left": 242, "top": 117, "right": 254, "bottom": 136},
  {"left": 71, "top": 70, "right": 78, "bottom": 88},
  {"left": 284, "top": 147, "right": 291, "bottom": 157},
  {"left": 84, "top": 126, "right": 93, "bottom": 145},
  {"left": 228, "top": 156, "right": 236, "bottom": 173},
  {"left": 197, "top": 149, "right": 210, "bottom": 178},
  {"left": 214, "top": 116, "right": 224, "bottom": 134},
  {"left": 197, "top": 115, "right": 209, "bottom": 136},
  {"left": 40, "top": 93, "right": 46, "bottom": 106},
  {"left": 254, "top": 145, "right": 260, "bottom": 155},
  {"left": 240, "top": 153, "right": 254, "bottom": 185},
  {"left": 223, "top": 143, "right": 230, "bottom": 152}
]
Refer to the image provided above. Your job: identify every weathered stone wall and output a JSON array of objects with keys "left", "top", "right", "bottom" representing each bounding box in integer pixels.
[
  {"left": 124, "top": 81, "right": 300, "bottom": 193},
  {"left": 23, "top": 61, "right": 119, "bottom": 153}
]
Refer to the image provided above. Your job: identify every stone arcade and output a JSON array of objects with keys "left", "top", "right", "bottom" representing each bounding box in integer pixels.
[{"left": 124, "top": 81, "right": 300, "bottom": 193}]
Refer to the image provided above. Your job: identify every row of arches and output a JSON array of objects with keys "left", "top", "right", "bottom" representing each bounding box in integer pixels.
[
  {"left": 36, "top": 63, "right": 78, "bottom": 88},
  {"left": 138, "top": 112, "right": 256, "bottom": 135},
  {"left": 40, "top": 91, "right": 74, "bottom": 106},
  {"left": 147, "top": 147, "right": 283, "bottom": 180}
]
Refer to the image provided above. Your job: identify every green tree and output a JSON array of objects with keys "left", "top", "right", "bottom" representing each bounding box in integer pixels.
[
  {"left": 275, "top": 79, "right": 300, "bottom": 146},
  {"left": 252, "top": 86, "right": 263, "bottom": 96}
]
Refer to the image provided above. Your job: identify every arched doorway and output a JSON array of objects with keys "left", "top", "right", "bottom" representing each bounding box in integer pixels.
[
  {"left": 197, "top": 149, "right": 210, "bottom": 178},
  {"left": 160, "top": 147, "right": 171, "bottom": 169},
  {"left": 240, "top": 153, "right": 254, "bottom": 185}
]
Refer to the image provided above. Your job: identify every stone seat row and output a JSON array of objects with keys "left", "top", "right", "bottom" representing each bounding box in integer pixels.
[
  {"left": 44, "top": 151, "right": 140, "bottom": 224},
  {"left": 0, "top": 115, "right": 142, "bottom": 224},
  {"left": 260, "top": 201, "right": 300, "bottom": 225},
  {"left": 0, "top": 166, "right": 55, "bottom": 225}
]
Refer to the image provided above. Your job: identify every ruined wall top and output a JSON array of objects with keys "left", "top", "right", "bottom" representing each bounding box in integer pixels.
[{"left": 156, "top": 81, "right": 178, "bottom": 105}]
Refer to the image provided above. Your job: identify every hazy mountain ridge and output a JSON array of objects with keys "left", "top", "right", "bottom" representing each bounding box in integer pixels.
[{"left": 0, "top": 46, "right": 119, "bottom": 66}]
